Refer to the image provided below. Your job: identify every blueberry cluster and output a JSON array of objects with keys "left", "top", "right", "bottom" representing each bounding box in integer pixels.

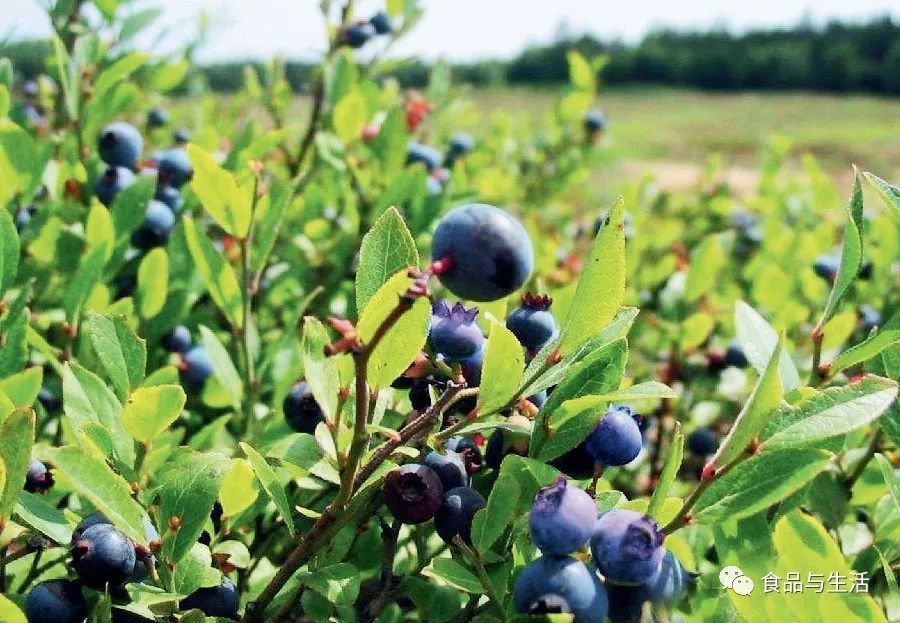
[
  {"left": 25, "top": 509, "right": 239, "bottom": 623},
  {"left": 515, "top": 481, "right": 692, "bottom": 622},
  {"left": 341, "top": 9, "right": 394, "bottom": 49},
  {"left": 162, "top": 325, "right": 213, "bottom": 388},
  {"left": 406, "top": 132, "right": 474, "bottom": 195}
]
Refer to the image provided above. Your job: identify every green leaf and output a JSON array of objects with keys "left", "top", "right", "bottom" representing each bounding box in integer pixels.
[
  {"left": 0, "top": 367, "right": 43, "bottom": 407},
  {"left": 356, "top": 270, "right": 430, "bottom": 389},
  {"left": 422, "top": 558, "right": 482, "bottom": 594},
  {"left": 137, "top": 248, "right": 169, "bottom": 319},
  {"left": 155, "top": 450, "right": 230, "bottom": 563},
  {"left": 211, "top": 540, "right": 251, "bottom": 569},
  {"left": 149, "top": 60, "right": 190, "bottom": 93},
  {"left": 476, "top": 319, "right": 525, "bottom": 414},
  {"left": 85, "top": 202, "right": 114, "bottom": 262},
  {"left": 85, "top": 312, "right": 146, "bottom": 398},
  {"left": 198, "top": 326, "right": 243, "bottom": 413},
  {"left": 0, "top": 209, "right": 20, "bottom": 296},
  {"left": 121, "top": 385, "right": 186, "bottom": 443},
  {"left": 251, "top": 186, "right": 290, "bottom": 275},
  {"left": 820, "top": 170, "right": 864, "bottom": 324},
  {"left": 760, "top": 375, "right": 897, "bottom": 450},
  {"left": 587, "top": 381, "right": 677, "bottom": 403},
  {"left": 684, "top": 234, "right": 725, "bottom": 302},
  {"left": 566, "top": 50, "right": 595, "bottom": 92},
  {"left": 531, "top": 339, "right": 628, "bottom": 461},
  {"left": 93, "top": 52, "right": 148, "bottom": 98},
  {"left": 558, "top": 199, "right": 626, "bottom": 353},
  {"left": 14, "top": 491, "right": 72, "bottom": 545},
  {"left": 0, "top": 407, "right": 34, "bottom": 521},
  {"left": 218, "top": 458, "right": 259, "bottom": 518},
  {"left": 333, "top": 89, "right": 368, "bottom": 143},
  {"left": 355, "top": 207, "right": 419, "bottom": 310},
  {"left": 301, "top": 563, "right": 361, "bottom": 605},
  {"left": 0, "top": 594, "right": 26, "bottom": 623},
  {"left": 47, "top": 445, "right": 146, "bottom": 542},
  {"left": 171, "top": 542, "right": 222, "bottom": 595},
  {"left": 300, "top": 317, "right": 340, "bottom": 421},
  {"left": 110, "top": 176, "right": 155, "bottom": 243},
  {"left": 709, "top": 335, "right": 784, "bottom": 468},
  {"left": 647, "top": 422, "right": 683, "bottom": 520},
  {"left": 863, "top": 171, "right": 900, "bottom": 217},
  {"left": 679, "top": 312, "right": 714, "bottom": 351},
  {"left": 693, "top": 449, "right": 831, "bottom": 524},
  {"left": 735, "top": 300, "right": 801, "bottom": 390},
  {"left": 187, "top": 144, "right": 251, "bottom": 237},
  {"left": 183, "top": 217, "right": 244, "bottom": 328},
  {"left": 240, "top": 442, "right": 296, "bottom": 536},
  {"left": 64, "top": 245, "right": 107, "bottom": 324},
  {"left": 830, "top": 329, "right": 900, "bottom": 375},
  {"left": 470, "top": 464, "right": 520, "bottom": 552}
]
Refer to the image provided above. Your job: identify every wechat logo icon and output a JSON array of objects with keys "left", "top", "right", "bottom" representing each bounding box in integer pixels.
[{"left": 720, "top": 566, "right": 755, "bottom": 596}]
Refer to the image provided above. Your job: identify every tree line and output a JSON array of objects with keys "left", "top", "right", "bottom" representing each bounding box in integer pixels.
[{"left": 4, "top": 16, "right": 900, "bottom": 94}]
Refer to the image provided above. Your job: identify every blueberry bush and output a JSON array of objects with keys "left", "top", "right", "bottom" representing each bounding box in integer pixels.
[{"left": 0, "top": 2, "right": 898, "bottom": 623}]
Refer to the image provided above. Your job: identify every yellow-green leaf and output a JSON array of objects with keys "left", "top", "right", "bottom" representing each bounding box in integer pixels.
[
  {"left": 187, "top": 144, "right": 250, "bottom": 237},
  {"left": 121, "top": 385, "right": 186, "bottom": 443}
]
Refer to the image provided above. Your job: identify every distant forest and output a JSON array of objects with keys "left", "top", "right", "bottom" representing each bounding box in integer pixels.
[{"left": 4, "top": 16, "right": 900, "bottom": 94}]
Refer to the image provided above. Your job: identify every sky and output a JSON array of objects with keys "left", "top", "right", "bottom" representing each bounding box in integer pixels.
[{"left": 4, "top": 0, "right": 899, "bottom": 62}]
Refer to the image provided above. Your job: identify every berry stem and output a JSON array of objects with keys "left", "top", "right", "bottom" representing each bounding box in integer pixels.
[
  {"left": 238, "top": 176, "right": 261, "bottom": 435},
  {"left": 455, "top": 539, "right": 509, "bottom": 622},
  {"left": 661, "top": 450, "right": 747, "bottom": 534},
  {"left": 809, "top": 322, "right": 825, "bottom": 387}
]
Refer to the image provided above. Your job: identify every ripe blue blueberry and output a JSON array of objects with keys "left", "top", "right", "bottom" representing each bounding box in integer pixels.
[
  {"left": 409, "top": 378, "right": 438, "bottom": 412},
  {"left": 424, "top": 450, "right": 468, "bottom": 490},
  {"left": 426, "top": 175, "right": 444, "bottom": 196},
  {"left": 71, "top": 512, "right": 157, "bottom": 583},
  {"left": 37, "top": 387, "right": 61, "bottom": 412},
  {"left": 507, "top": 293, "right": 558, "bottom": 351},
  {"left": 524, "top": 593, "right": 573, "bottom": 614},
  {"left": 407, "top": 142, "right": 442, "bottom": 172},
  {"left": 859, "top": 304, "right": 882, "bottom": 333},
  {"left": 431, "top": 203, "right": 534, "bottom": 302},
  {"left": 111, "top": 609, "right": 154, "bottom": 623},
  {"left": 15, "top": 205, "right": 35, "bottom": 231},
  {"left": 162, "top": 325, "right": 192, "bottom": 353},
  {"left": 369, "top": 11, "right": 393, "bottom": 34},
  {"left": 343, "top": 21, "right": 376, "bottom": 48},
  {"left": 514, "top": 556, "right": 608, "bottom": 623},
  {"left": 445, "top": 436, "right": 483, "bottom": 474},
  {"left": 583, "top": 109, "right": 607, "bottom": 134},
  {"left": 157, "top": 148, "right": 193, "bottom": 188},
  {"left": 550, "top": 441, "right": 598, "bottom": 480},
  {"left": 155, "top": 184, "right": 183, "bottom": 213},
  {"left": 590, "top": 509, "right": 664, "bottom": 585},
  {"left": 605, "top": 551, "right": 692, "bottom": 622},
  {"left": 182, "top": 345, "right": 214, "bottom": 387},
  {"left": 98, "top": 121, "right": 144, "bottom": 169},
  {"left": 434, "top": 486, "right": 485, "bottom": 545},
  {"left": 147, "top": 107, "right": 169, "bottom": 127},
  {"left": 485, "top": 414, "right": 531, "bottom": 469},
  {"left": 71, "top": 523, "right": 137, "bottom": 589},
  {"left": 428, "top": 300, "right": 485, "bottom": 361},
  {"left": 25, "top": 579, "right": 87, "bottom": 623},
  {"left": 444, "top": 132, "right": 474, "bottom": 166},
  {"left": 585, "top": 405, "right": 643, "bottom": 467},
  {"left": 458, "top": 342, "right": 485, "bottom": 387},
  {"left": 25, "top": 458, "right": 53, "bottom": 493},
  {"left": 528, "top": 389, "right": 548, "bottom": 409},
  {"left": 179, "top": 576, "right": 240, "bottom": 619},
  {"left": 283, "top": 381, "right": 325, "bottom": 434},
  {"left": 131, "top": 200, "right": 175, "bottom": 250},
  {"left": 384, "top": 463, "right": 444, "bottom": 524},
  {"left": 858, "top": 259, "right": 873, "bottom": 280},
  {"left": 529, "top": 475, "right": 597, "bottom": 555},
  {"left": 687, "top": 427, "right": 718, "bottom": 457},
  {"left": 173, "top": 127, "right": 192, "bottom": 145},
  {"left": 723, "top": 341, "right": 749, "bottom": 368},
  {"left": 95, "top": 166, "right": 136, "bottom": 207},
  {"left": 813, "top": 254, "right": 839, "bottom": 282}
]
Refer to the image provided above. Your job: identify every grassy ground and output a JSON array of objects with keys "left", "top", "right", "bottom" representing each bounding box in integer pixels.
[{"left": 465, "top": 86, "right": 900, "bottom": 183}]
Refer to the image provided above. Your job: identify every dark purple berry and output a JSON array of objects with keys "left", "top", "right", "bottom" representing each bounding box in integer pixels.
[
  {"left": 507, "top": 293, "right": 558, "bottom": 351},
  {"left": 585, "top": 406, "right": 643, "bottom": 467},
  {"left": 583, "top": 109, "right": 607, "bottom": 134},
  {"left": 431, "top": 203, "right": 534, "bottom": 302},
  {"left": 485, "top": 415, "right": 531, "bottom": 469},
  {"left": 342, "top": 21, "right": 376, "bottom": 48},
  {"left": 179, "top": 577, "right": 239, "bottom": 619},
  {"left": 162, "top": 325, "right": 192, "bottom": 353},
  {"left": 434, "top": 486, "right": 485, "bottom": 545},
  {"left": 98, "top": 122, "right": 143, "bottom": 169},
  {"left": 813, "top": 254, "right": 839, "bottom": 282},
  {"left": 283, "top": 381, "right": 325, "bottom": 434},
  {"left": 369, "top": 10, "right": 393, "bottom": 34},
  {"left": 529, "top": 475, "right": 596, "bottom": 555},
  {"left": 25, "top": 579, "right": 87, "bottom": 623},
  {"left": 147, "top": 108, "right": 169, "bottom": 127},
  {"left": 424, "top": 450, "right": 468, "bottom": 490},
  {"left": 550, "top": 441, "right": 597, "bottom": 480},
  {"left": 71, "top": 523, "right": 137, "bottom": 589},
  {"left": 428, "top": 300, "right": 484, "bottom": 361},
  {"left": 95, "top": 166, "right": 136, "bottom": 207},
  {"left": 409, "top": 378, "right": 436, "bottom": 412},
  {"left": 858, "top": 260, "right": 873, "bottom": 280},
  {"left": 24, "top": 459, "right": 53, "bottom": 493},
  {"left": 686, "top": 428, "right": 718, "bottom": 457},
  {"left": 514, "top": 556, "right": 608, "bottom": 623},
  {"left": 590, "top": 509, "right": 664, "bottom": 585},
  {"left": 384, "top": 464, "right": 444, "bottom": 524},
  {"left": 723, "top": 341, "right": 748, "bottom": 368},
  {"left": 445, "top": 436, "right": 483, "bottom": 474},
  {"left": 37, "top": 388, "right": 61, "bottom": 412}
]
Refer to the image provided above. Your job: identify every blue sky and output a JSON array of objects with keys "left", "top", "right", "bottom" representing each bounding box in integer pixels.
[{"left": 4, "top": 0, "right": 899, "bottom": 62}]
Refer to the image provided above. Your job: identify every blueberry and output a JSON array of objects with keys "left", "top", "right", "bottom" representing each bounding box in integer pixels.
[
  {"left": 72, "top": 510, "right": 112, "bottom": 542},
  {"left": 530, "top": 475, "right": 596, "bottom": 555},
  {"left": 22, "top": 80, "right": 40, "bottom": 98},
  {"left": 428, "top": 300, "right": 485, "bottom": 361},
  {"left": 37, "top": 388, "right": 61, "bottom": 412},
  {"left": 407, "top": 142, "right": 442, "bottom": 172},
  {"left": 434, "top": 486, "right": 485, "bottom": 545},
  {"left": 384, "top": 464, "right": 444, "bottom": 524},
  {"left": 283, "top": 381, "right": 325, "bottom": 434},
  {"left": 550, "top": 441, "right": 598, "bottom": 480},
  {"left": 98, "top": 121, "right": 144, "bottom": 169},
  {"left": 458, "top": 342, "right": 485, "bottom": 387},
  {"left": 485, "top": 415, "right": 531, "bottom": 469},
  {"left": 590, "top": 509, "right": 664, "bottom": 585},
  {"left": 147, "top": 107, "right": 169, "bottom": 128},
  {"left": 426, "top": 175, "right": 444, "bottom": 196},
  {"left": 71, "top": 523, "right": 137, "bottom": 589},
  {"left": 723, "top": 341, "right": 749, "bottom": 368},
  {"left": 526, "top": 594, "right": 572, "bottom": 614},
  {"left": 157, "top": 148, "right": 193, "bottom": 188},
  {"left": 24, "top": 458, "right": 53, "bottom": 493},
  {"left": 507, "top": 293, "right": 558, "bottom": 351},
  {"left": 858, "top": 260, "right": 873, "bottom": 280},
  {"left": 444, "top": 132, "right": 474, "bottom": 167},
  {"left": 605, "top": 551, "right": 692, "bottom": 622},
  {"left": 114, "top": 275, "right": 137, "bottom": 300},
  {"left": 182, "top": 345, "right": 213, "bottom": 387},
  {"left": 111, "top": 609, "right": 154, "bottom": 623},
  {"left": 15, "top": 207, "right": 33, "bottom": 231},
  {"left": 369, "top": 10, "right": 393, "bottom": 34},
  {"left": 585, "top": 405, "right": 643, "bottom": 467},
  {"left": 342, "top": 21, "right": 376, "bottom": 48},
  {"left": 445, "top": 436, "right": 482, "bottom": 474},
  {"left": 162, "top": 325, "right": 192, "bottom": 353},
  {"left": 813, "top": 254, "right": 839, "bottom": 282},
  {"left": 95, "top": 166, "right": 136, "bottom": 207},
  {"left": 431, "top": 203, "right": 534, "bottom": 302},
  {"left": 513, "top": 556, "right": 608, "bottom": 623},
  {"left": 686, "top": 428, "right": 718, "bottom": 457},
  {"left": 424, "top": 450, "right": 468, "bottom": 490},
  {"left": 583, "top": 109, "right": 607, "bottom": 134},
  {"left": 25, "top": 579, "right": 87, "bottom": 623},
  {"left": 859, "top": 305, "right": 882, "bottom": 333},
  {"left": 173, "top": 127, "right": 192, "bottom": 145},
  {"left": 179, "top": 576, "right": 239, "bottom": 619},
  {"left": 528, "top": 389, "right": 548, "bottom": 409},
  {"left": 72, "top": 512, "right": 157, "bottom": 583},
  {"left": 155, "top": 183, "right": 183, "bottom": 213},
  {"left": 409, "top": 378, "right": 437, "bottom": 412},
  {"left": 131, "top": 200, "right": 175, "bottom": 250}
]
